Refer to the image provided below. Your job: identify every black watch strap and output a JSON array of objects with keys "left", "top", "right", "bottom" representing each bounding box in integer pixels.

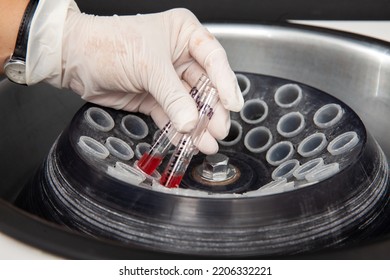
[{"left": 12, "top": 0, "right": 39, "bottom": 61}]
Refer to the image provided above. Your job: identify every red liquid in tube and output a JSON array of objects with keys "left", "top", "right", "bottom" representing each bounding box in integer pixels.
[
  {"left": 137, "top": 153, "right": 163, "bottom": 175},
  {"left": 159, "top": 173, "right": 183, "bottom": 188}
]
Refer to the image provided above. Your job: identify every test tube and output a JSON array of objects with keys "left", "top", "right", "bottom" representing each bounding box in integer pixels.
[
  {"left": 160, "top": 85, "right": 219, "bottom": 188},
  {"left": 137, "top": 74, "right": 210, "bottom": 175}
]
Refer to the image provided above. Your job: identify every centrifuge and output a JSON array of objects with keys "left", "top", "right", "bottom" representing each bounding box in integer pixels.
[{"left": 1, "top": 0, "right": 390, "bottom": 259}]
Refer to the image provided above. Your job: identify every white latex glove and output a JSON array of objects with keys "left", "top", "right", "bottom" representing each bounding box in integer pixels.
[{"left": 27, "top": 0, "right": 244, "bottom": 154}]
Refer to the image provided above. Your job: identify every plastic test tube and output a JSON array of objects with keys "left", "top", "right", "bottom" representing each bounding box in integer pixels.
[
  {"left": 160, "top": 85, "right": 219, "bottom": 188},
  {"left": 137, "top": 74, "right": 210, "bottom": 175}
]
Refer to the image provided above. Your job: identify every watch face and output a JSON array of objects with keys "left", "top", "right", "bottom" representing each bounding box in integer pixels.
[{"left": 4, "top": 60, "right": 27, "bottom": 84}]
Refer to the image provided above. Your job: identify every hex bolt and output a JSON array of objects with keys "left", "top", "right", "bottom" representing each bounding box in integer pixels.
[{"left": 201, "top": 153, "right": 231, "bottom": 181}]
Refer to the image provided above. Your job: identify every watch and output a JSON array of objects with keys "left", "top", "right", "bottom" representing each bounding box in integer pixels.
[{"left": 3, "top": 0, "right": 39, "bottom": 85}]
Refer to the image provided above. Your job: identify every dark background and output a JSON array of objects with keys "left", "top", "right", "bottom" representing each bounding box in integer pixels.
[{"left": 76, "top": 0, "right": 390, "bottom": 21}]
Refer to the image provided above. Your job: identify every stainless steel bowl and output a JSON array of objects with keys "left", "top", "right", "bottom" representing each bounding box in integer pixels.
[
  {"left": 210, "top": 23, "right": 390, "bottom": 156},
  {"left": 1, "top": 23, "right": 390, "bottom": 258}
]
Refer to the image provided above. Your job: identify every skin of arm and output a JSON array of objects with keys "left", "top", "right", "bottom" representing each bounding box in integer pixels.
[{"left": 0, "top": 0, "right": 29, "bottom": 75}]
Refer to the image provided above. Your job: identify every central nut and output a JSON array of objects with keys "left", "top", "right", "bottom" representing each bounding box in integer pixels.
[{"left": 202, "top": 153, "right": 230, "bottom": 181}]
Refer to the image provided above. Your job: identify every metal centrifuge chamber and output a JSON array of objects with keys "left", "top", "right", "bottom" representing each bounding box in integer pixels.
[{"left": 1, "top": 23, "right": 390, "bottom": 258}]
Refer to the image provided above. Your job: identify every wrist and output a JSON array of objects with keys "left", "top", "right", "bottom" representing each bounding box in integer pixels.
[{"left": 0, "top": 0, "right": 29, "bottom": 75}]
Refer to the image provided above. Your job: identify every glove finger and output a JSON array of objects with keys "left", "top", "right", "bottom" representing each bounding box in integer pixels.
[
  {"left": 188, "top": 27, "right": 244, "bottom": 112},
  {"left": 149, "top": 105, "right": 170, "bottom": 130},
  {"left": 181, "top": 62, "right": 207, "bottom": 88},
  {"left": 196, "top": 130, "right": 219, "bottom": 155},
  {"left": 152, "top": 106, "right": 224, "bottom": 155},
  {"left": 181, "top": 62, "right": 231, "bottom": 140},
  {"left": 183, "top": 67, "right": 230, "bottom": 150},
  {"left": 207, "top": 101, "right": 230, "bottom": 140},
  {"left": 192, "top": 101, "right": 230, "bottom": 154},
  {"left": 148, "top": 63, "right": 199, "bottom": 133},
  {"left": 149, "top": 107, "right": 221, "bottom": 155},
  {"left": 151, "top": 79, "right": 192, "bottom": 130}
]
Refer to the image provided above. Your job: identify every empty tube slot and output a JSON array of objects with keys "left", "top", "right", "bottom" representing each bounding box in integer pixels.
[
  {"left": 105, "top": 137, "right": 134, "bottom": 161},
  {"left": 240, "top": 99, "right": 268, "bottom": 124},
  {"left": 121, "top": 114, "right": 149, "bottom": 140},
  {"left": 78, "top": 136, "right": 109, "bottom": 159},
  {"left": 305, "top": 162, "right": 340, "bottom": 182},
  {"left": 85, "top": 107, "right": 115, "bottom": 132},
  {"left": 107, "top": 162, "right": 146, "bottom": 185},
  {"left": 314, "top": 103, "right": 344, "bottom": 129},
  {"left": 260, "top": 178, "right": 287, "bottom": 190},
  {"left": 218, "top": 120, "right": 243, "bottom": 146},
  {"left": 134, "top": 161, "right": 162, "bottom": 182},
  {"left": 246, "top": 178, "right": 286, "bottom": 196},
  {"left": 235, "top": 73, "right": 251, "bottom": 96},
  {"left": 244, "top": 126, "right": 273, "bottom": 153},
  {"left": 293, "top": 158, "right": 324, "bottom": 180},
  {"left": 274, "top": 84, "right": 303, "bottom": 108},
  {"left": 272, "top": 159, "right": 300, "bottom": 180},
  {"left": 266, "top": 141, "right": 294, "bottom": 166},
  {"left": 277, "top": 112, "right": 305, "bottom": 138},
  {"left": 251, "top": 179, "right": 295, "bottom": 196},
  {"left": 298, "top": 133, "right": 327, "bottom": 157},
  {"left": 135, "top": 142, "right": 151, "bottom": 159},
  {"left": 327, "top": 131, "right": 359, "bottom": 155}
]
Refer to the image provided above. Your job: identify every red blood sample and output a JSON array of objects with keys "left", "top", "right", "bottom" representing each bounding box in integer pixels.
[
  {"left": 137, "top": 153, "right": 163, "bottom": 175},
  {"left": 160, "top": 173, "right": 183, "bottom": 188}
]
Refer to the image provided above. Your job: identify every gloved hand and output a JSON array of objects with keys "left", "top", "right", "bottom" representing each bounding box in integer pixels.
[{"left": 27, "top": 0, "right": 244, "bottom": 154}]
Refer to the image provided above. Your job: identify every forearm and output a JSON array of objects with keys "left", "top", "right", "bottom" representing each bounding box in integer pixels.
[{"left": 0, "top": 0, "right": 29, "bottom": 74}]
